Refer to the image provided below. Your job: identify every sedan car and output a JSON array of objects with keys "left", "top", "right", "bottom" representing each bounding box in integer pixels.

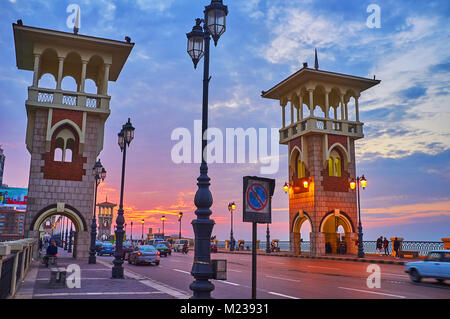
[
  {"left": 155, "top": 243, "right": 171, "bottom": 257},
  {"left": 97, "top": 242, "right": 114, "bottom": 256},
  {"left": 405, "top": 250, "right": 450, "bottom": 283},
  {"left": 128, "top": 245, "right": 160, "bottom": 266}
]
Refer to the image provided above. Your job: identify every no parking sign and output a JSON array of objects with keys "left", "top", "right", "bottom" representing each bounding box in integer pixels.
[{"left": 243, "top": 176, "right": 275, "bottom": 223}]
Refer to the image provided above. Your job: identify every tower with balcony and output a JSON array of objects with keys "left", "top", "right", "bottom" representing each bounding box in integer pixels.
[
  {"left": 97, "top": 199, "right": 116, "bottom": 241},
  {"left": 13, "top": 21, "right": 133, "bottom": 258},
  {"left": 262, "top": 63, "right": 380, "bottom": 256}
]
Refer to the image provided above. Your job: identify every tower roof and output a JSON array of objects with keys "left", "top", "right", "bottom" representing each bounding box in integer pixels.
[
  {"left": 97, "top": 201, "right": 117, "bottom": 207},
  {"left": 261, "top": 67, "right": 380, "bottom": 101},
  {"left": 12, "top": 22, "right": 134, "bottom": 81}
]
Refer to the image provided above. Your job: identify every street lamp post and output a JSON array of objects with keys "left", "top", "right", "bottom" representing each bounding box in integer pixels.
[
  {"left": 350, "top": 175, "right": 367, "bottom": 258},
  {"left": 178, "top": 212, "right": 183, "bottom": 239},
  {"left": 130, "top": 221, "right": 133, "bottom": 241},
  {"left": 266, "top": 224, "right": 271, "bottom": 254},
  {"left": 68, "top": 223, "right": 73, "bottom": 253},
  {"left": 141, "top": 219, "right": 144, "bottom": 241},
  {"left": 186, "top": 0, "right": 228, "bottom": 299},
  {"left": 89, "top": 159, "right": 106, "bottom": 264},
  {"left": 112, "top": 118, "right": 135, "bottom": 279},
  {"left": 228, "top": 202, "right": 235, "bottom": 251},
  {"left": 161, "top": 216, "right": 166, "bottom": 237},
  {"left": 64, "top": 216, "right": 69, "bottom": 250}
]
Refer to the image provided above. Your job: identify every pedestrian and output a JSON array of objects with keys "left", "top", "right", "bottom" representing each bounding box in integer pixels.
[
  {"left": 393, "top": 237, "right": 400, "bottom": 259},
  {"left": 376, "top": 236, "right": 383, "bottom": 256},
  {"left": 383, "top": 237, "right": 389, "bottom": 256}
]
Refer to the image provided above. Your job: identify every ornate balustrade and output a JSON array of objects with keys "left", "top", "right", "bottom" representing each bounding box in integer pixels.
[{"left": 27, "top": 86, "right": 109, "bottom": 111}]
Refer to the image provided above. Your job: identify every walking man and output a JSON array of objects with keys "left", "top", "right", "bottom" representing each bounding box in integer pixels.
[
  {"left": 383, "top": 237, "right": 389, "bottom": 255},
  {"left": 393, "top": 237, "right": 400, "bottom": 259},
  {"left": 376, "top": 236, "right": 383, "bottom": 256}
]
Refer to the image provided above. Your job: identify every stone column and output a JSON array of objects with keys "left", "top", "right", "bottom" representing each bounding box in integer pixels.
[
  {"left": 290, "top": 101, "right": 294, "bottom": 125},
  {"left": 56, "top": 57, "right": 64, "bottom": 90},
  {"left": 324, "top": 90, "right": 330, "bottom": 119},
  {"left": 75, "top": 231, "right": 90, "bottom": 260},
  {"left": 32, "top": 54, "right": 40, "bottom": 87},
  {"left": 299, "top": 94, "right": 303, "bottom": 120},
  {"left": 80, "top": 60, "right": 88, "bottom": 93},
  {"left": 355, "top": 96, "right": 360, "bottom": 122},
  {"left": 281, "top": 102, "right": 286, "bottom": 128},
  {"left": 308, "top": 89, "right": 314, "bottom": 115},
  {"left": 102, "top": 64, "right": 111, "bottom": 95},
  {"left": 340, "top": 94, "right": 345, "bottom": 120}
]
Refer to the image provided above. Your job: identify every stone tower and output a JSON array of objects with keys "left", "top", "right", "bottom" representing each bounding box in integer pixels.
[
  {"left": 262, "top": 64, "right": 379, "bottom": 256},
  {"left": 97, "top": 199, "right": 116, "bottom": 241},
  {"left": 13, "top": 22, "right": 133, "bottom": 259}
]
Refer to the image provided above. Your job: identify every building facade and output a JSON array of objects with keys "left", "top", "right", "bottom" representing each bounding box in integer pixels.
[
  {"left": 262, "top": 64, "right": 379, "bottom": 256},
  {"left": 13, "top": 21, "right": 133, "bottom": 259},
  {"left": 0, "top": 207, "right": 25, "bottom": 241}
]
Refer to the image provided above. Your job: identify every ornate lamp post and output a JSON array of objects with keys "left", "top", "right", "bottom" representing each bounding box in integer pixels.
[
  {"left": 228, "top": 202, "right": 235, "bottom": 251},
  {"left": 178, "top": 212, "right": 183, "bottom": 239},
  {"left": 68, "top": 222, "right": 73, "bottom": 253},
  {"left": 266, "top": 224, "right": 271, "bottom": 254},
  {"left": 89, "top": 159, "right": 106, "bottom": 264},
  {"left": 283, "top": 182, "right": 289, "bottom": 194},
  {"left": 130, "top": 221, "right": 133, "bottom": 241},
  {"left": 141, "top": 219, "right": 144, "bottom": 241},
  {"left": 350, "top": 175, "right": 367, "bottom": 258},
  {"left": 112, "top": 118, "right": 135, "bottom": 279},
  {"left": 161, "top": 215, "right": 166, "bottom": 237},
  {"left": 186, "top": 0, "right": 228, "bottom": 299}
]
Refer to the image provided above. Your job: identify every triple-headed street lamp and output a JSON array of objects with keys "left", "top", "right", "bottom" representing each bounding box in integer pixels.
[
  {"left": 89, "top": 159, "right": 106, "bottom": 264},
  {"left": 112, "top": 118, "right": 135, "bottom": 279},
  {"left": 186, "top": 0, "right": 228, "bottom": 299},
  {"left": 228, "top": 202, "right": 235, "bottom": 251},
  {"left": 178, "top": 212, "right": 183, "bottom": 239},
  {"left": 350, "top": 175, "right": 367, "bottom": 258}
]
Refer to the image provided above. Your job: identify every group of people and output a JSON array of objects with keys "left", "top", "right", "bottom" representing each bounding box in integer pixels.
[{"left": 376, "top": 236, "right": 392, "bottom": 256}]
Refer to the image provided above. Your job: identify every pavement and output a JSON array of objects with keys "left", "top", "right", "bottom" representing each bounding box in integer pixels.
[
  {"left": 217, "top": 249, "right": 422, "bottom": 265},
  {"left": 14, "top": 248, "right": 190, "bottom": 299}
]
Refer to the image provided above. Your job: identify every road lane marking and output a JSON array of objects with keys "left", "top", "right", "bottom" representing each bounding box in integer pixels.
[
  {"left": 216, "top": 280, "right": 240, "bottom": 286},
  {"left": 265, "top": 275, "right": 301, "bottom": 283},
  {"left": 307, "top": 266, "right": 340, "bottom": 270},
  {"left": 172, "top": 269, "right": 191, "bottom": 275},
  {"left": 268, "top": 261, "right": 284, "bottom": 265},
  {"left": 36, "top": 278, "right": 110, "bottom": 281},
  {"left": 267, "top": 291, "right": 300, "bottom": 299},
  {"left": 34, "top": 291, "right": 164, "bottom": 297},
  {"left": 383, "top": 273, "right": 408, "bottom": 277},
  {"left": 229, "top": 269, "right": 243, "bottom": 273},
  {"left": 338, "top": 287, "right": 406, "bottom": 298}
]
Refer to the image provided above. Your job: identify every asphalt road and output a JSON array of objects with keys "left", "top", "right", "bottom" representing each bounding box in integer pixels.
[{"left": 99, "top": 252, "right": 450, "bottom": 299}]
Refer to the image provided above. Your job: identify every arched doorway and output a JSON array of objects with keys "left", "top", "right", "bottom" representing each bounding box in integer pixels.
[
  {"left": 320, "top": 210, "right": 354, "bottom": 255},
  {"left": 291, "top": 211, "right": 313, "bottom": 255},
  {"left": 29, "top": 204, "right": 88, "bottom": 259}
]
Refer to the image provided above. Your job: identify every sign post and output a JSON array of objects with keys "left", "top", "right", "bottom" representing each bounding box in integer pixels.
[{"left": 243, "top": 176, "right": 275, "bottom": 299}]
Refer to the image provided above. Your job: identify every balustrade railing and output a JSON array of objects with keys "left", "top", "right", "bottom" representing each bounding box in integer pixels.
[
  {"left": 316, "top": 119, "right": 326, "bottom": 130},
  {"left": 37, "top": 92, "right": 54, "bottom": 103},
  {"left": 85, "top": 97, "right": 99, "bottom": 108},
  {"left": 29, "top": 87, "right": 109, "bottom": 110},
  {"left": 62, "top": 94, "right": 77, "bottom": 106}
]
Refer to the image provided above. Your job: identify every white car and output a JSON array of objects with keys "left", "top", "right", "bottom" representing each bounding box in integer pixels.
[
  {"left": 405, "top": 250, "right": 450, "bottom": 283},
  {"left": 173, "top": 239, "right": 189, "bottom": 252}
]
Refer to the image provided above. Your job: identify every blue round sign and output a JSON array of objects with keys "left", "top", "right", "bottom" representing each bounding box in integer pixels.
[{"left": 246, "top": 183, "right": 268, "bottom": 211}]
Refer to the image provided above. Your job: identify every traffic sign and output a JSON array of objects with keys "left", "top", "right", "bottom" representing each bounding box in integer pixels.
[{"left": 243, "top": 176, "right": 275, "bottom": 223}]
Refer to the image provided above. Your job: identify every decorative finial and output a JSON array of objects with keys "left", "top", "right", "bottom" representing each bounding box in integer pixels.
[
  {"left": 73, "top": 7, "right": 80, "bottom": 34},
  {"left": 314, "top": 48, "right": 319, "bottom": 70}
]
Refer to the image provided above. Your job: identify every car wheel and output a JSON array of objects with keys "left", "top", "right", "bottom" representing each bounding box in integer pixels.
[
  {"left": 155, "top": 261, "right": 160, "bottom": 266},
  {"left": 409, "top": 269, "right": 421, "bottom": 283}
]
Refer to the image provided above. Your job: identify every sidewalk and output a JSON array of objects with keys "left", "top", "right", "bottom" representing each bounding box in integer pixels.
[
  {"left": 14, "top": 249, "right": 190, "bottom": 299},
  {"left": 217, "top": 249, "right": 422, "bottom": 265}
]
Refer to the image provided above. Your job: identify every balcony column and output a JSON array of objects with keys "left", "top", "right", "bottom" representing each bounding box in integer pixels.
[
  {"left": 345, "top": 102, "right": 348, "bottom": 121},
  {"left": 340, "top": 94, "right": 345, "bottom": 120},
  {"left": 299, "top": 94, "right": 303, "bottom": 120},
  {"left": 80, "top": 60, "right": 88, "bottom": 93},
  {"left": 102, "top": 63, "right": 111, "bottom": 95},
  {"left": 56, "top": 57, "right": 64, "bottom": 90},
  {"left": 281, "top": 100, "right": 286, "bottom": 128},
  {"left": 290, "top": 100, "right": 294, "bottom": 125},
  {"left": 355, "top": 96, "right": 360, "bottom": 122},
  {"left": 32, "top": 54, "right": 40, "bottom": 87},
  {"left": 324, "top": 90, "right": 330, "bottom": 119},
  {"left": 308, "top": 89, "right": 314, "bottom": 116}
]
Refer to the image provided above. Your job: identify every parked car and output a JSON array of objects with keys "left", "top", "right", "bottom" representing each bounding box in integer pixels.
[
  {"left": 155, "top": 243, "right": 171, "bottom": 257},
  {"left": 95, "top": 240, "right": 103, "bottom": 252},
  {"left": 122, "top": 241, "right": 135, "bottom": 260},
  {"left": 128, "top": 245, "right": 160, "bottom": 266},
  {"left": 174, "top": 239, "right": 189, "bottom": 252},
  {"left": 210, "top": 242, "right": 218, "bottom": 253},
  {"left": 405, "top": 250, "right": 450, "bottom": 283},
  {"left": 97, "top": 242, "right": 114, "bottom": 256}
]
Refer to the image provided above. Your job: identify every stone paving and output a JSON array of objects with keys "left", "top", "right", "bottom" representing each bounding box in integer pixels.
[{"left": 14, "top": 249, "right": 190, "bottom": 299}]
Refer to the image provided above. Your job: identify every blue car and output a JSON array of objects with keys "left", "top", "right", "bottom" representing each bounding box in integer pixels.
[{"left": 97, "top": 242, "right": 114, "bottom": 256}]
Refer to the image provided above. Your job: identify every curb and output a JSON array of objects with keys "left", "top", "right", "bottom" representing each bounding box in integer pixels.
[{"left": 217, "top": 250, "right": 406, "bottom": 265}]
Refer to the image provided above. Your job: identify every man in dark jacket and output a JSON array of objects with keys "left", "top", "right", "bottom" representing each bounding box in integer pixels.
[
  {"left": 43, "top": 240, "right": 58, "bottom": 266},
  {"left": 393, "top": 237, "right": 400, "bottom": 259}
]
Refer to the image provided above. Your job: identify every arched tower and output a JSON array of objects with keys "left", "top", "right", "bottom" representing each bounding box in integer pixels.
[
  {"left": 262, "top": 64, "right": 380, "bottom": 256},
  {"left": 97, "top": 199, "right": 116, "bottom": 241},
  {"left": 12, "top": 22, "right": 133, "bottom": 259}
]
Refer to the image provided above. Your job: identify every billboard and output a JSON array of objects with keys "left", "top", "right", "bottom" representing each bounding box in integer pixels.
[{"left": 0, "top": 187, "right": 28, "bottom": 211}]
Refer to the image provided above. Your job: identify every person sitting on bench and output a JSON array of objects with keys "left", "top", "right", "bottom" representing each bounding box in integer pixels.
[{"left": 43, "top": 240, "right": 58, "bottom": 266}]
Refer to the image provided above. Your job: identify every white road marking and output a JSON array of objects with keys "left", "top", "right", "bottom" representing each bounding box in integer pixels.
[
  {"left": 216, "top": 280, "right": 240, "bottom": 286},
  {"left": 307, "top": 266, "right": 340, "bottom": 270},
  {"left": 36, "top": 278, "right": 110, "bottom": 281},
  {"left": 383, "top": 273, "right": 408, "bottom": 277},
  {"left": 228, "top": 269, "right": 243, "bottom": 273},
  {"left": 172, "top": 269, "right": 191, "bottom": 275},
  {"left": 267, "top": 291, "right": 300, "bottom": 299},
  {"left": 338, "top": 287, "right": 406, "bottom": 299},
  {"left": 265, "top": 275, "right": 301, "bottom": 283},
  {"left": 268, "top": 261, "right": 284, "bottom": 265}
]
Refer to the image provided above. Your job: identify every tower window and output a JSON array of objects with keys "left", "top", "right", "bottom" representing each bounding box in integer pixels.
[
  {"left": 297, "top": 159, "right": 306, "bottom": 179},
  {"left": 54, "top": 129, "right": 76, "bottom": 163},
  {"left": 328, "top": 149, "right": 342, "bottom": 177}
]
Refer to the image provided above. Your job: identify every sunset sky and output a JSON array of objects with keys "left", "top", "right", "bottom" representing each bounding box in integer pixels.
[{"left": 1, "top": 0, "right": 449, "bottom": 241}]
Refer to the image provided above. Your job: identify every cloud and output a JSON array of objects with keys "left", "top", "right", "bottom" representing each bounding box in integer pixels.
[{"left": 135, "top": 0, "right": 174, "bottom": 13}]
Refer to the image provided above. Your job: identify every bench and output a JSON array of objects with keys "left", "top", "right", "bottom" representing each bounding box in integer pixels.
[
  {"left": 49, "top": 267, "right": 67, "bottom": 288},
  {"left": 399, "top": 250, "right": 419, "bottom": 258}
]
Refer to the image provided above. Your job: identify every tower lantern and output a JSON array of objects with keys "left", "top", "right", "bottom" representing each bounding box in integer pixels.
[
  {"left": 262, "top": 63, "right": 379, "bottom": 256},
  {"left": 13, "top": 22, "right": 133, "bottom": 259}
]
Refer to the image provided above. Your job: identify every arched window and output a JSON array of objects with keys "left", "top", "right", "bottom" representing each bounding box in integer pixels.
[
  {"left": 53, "top": 138, "right": 64, "bottom": 162},
  {"left": 64, "top": 138, "right": 75, "bottom": 163},
  {"left": 328, "top": 149, "right": 342, "bottom": 177},
  {"left": 296, "top": 155, "right": 306, "bottom": 179},
  {"left": 53, "top": 128, "right": 77, "bottom": 163}
]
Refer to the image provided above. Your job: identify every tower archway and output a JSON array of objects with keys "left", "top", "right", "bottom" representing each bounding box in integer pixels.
[
  {"left": 320, "top": 210, "right": 355, "bottom": 254},
  {"left": 291, "top": 211, "right": 313, "bottom": 255}
]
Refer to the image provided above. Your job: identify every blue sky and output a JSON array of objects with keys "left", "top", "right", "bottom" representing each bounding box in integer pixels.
[{"left": 0, "top": 0, "right": 449, "bottom": 241}]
